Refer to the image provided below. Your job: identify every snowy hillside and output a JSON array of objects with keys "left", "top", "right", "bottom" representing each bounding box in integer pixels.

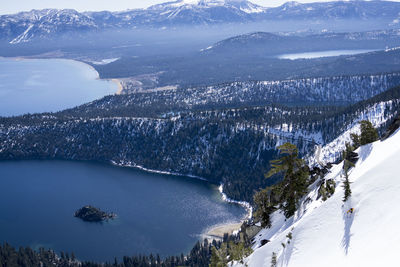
[
  {"left": 234, "top": 127, "right": 400, "bottom": 266},
  {"left": 309, "top": 100, "right": 399, "bottom": 165}
]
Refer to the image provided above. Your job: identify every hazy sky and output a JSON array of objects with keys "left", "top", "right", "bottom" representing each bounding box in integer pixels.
[{"left": 0, "top": 0, "right": 397, "bottom": 15}]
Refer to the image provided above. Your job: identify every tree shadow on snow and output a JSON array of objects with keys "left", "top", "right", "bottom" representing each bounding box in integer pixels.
[
  {"left": 341, "top": 201, "right": 355, "bottom": 255},
  {"left": 358, "top": 143, "right": 373, "bottom": 163},
  {"left": 282, "top": 238, "right": 295, "bottom": 267}
]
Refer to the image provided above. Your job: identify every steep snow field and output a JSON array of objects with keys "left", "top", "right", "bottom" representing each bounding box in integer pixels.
[{"left": 234, "top": 128, "right": 400, "bottom": 267}]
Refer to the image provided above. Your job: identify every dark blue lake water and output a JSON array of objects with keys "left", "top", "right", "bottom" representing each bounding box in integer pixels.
[{"left": 0, "top": 160, "right": 245, "bottom": 262}]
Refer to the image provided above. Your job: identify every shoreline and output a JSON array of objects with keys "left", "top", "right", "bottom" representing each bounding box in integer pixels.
[
  {"left": 110, "top": 160, "right": 253, "bottom": 241},
  {"left": 201, "top": 184, "right": 253, "bottom": 241},
  {"left": 0, "top": 56, "right": 123, "bottom": 95},
  {"left": 110, "top": 160, "right": 207, "bottom": 181},
  {"left": 110, "top": 79, "right": 124, "bottom": 95},
  {"left": 219, "top": 184, "right": 253, "bottom": 220}
]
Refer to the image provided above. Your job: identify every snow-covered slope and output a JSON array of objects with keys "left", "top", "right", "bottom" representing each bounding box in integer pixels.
[
  {"left": 234, "top": 127, "right": 400, "bottom": 267},
  {"left": 309, "top": 100, "right": 399, "bottom": 165}
]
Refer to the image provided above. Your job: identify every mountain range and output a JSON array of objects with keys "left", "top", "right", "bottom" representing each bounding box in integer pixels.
[{"left": 2, "top": 0, "right": 400, "bottom": 44}]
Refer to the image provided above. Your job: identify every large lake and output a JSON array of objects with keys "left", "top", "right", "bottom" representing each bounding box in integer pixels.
[
  {"left": 0, "top": 58, "right": 117, "bottom": 116},
  {"left": 277, "top": 49, "right": 377, "bottom": 60},
  {"left": 0, "top": 160, "right": 246, "bottom": 262}
]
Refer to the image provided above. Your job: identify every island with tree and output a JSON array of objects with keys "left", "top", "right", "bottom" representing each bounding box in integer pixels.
[{"left": 74, "top": 205, "right": 116, "bottom": 222}]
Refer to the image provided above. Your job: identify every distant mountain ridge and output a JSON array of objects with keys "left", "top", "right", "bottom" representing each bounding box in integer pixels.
[
  {"left": 2, "top": 1, "right": 400, "bottom": 44},
  {"left": 202, "top": 29, "right": 400, "bottom": 54}
]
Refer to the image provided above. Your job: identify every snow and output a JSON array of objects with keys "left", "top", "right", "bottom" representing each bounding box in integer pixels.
[
  {"left": 155, "top": 0, "right": 265, "bottom": 13},
  {"left": 310, "top": 100, "right": 397, "bottom": 165},
  {"left": 10, "top": 24, "right": 33, "bottom": 44},
  {"left": 385, "top": 46, "right": 400, "bottom": 52},
  {"left": 90, "top": 58, "right": 120, "bottom": 65},
  {"left": 233, "top": 128, "right": 400, "bottom": 267},
  {"left": 200, "top": 45, "right": 213, "bottom": 51},
  {"left": 240, "top": 6, "right": 264, "bottom": 14},
  {"left": 239, "top": 3, "right": 265, "bottom": 14},
  {"left": 164, "top": 0, "right": 223, "bottom": 8}
]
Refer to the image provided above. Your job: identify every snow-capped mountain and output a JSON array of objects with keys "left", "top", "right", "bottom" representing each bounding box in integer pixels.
[
  {"left": 232, "top": 120, "right": 400, "bottom": 266},
  {"left": 3, "top": 1, "right": 400, "bottom": 44},
  {"left": 114, "top": 0, "right": 262, "bottom": 26},
  {"left": 0, "top": 0, "right": 263, "bottom": 43},
  {"left": 264, "top": 0, "right": 400, "bottom": 20},
  {"left": 148, "top": 0, "right": 265, "bottom": 13},
  {"left": 0, "top": 9, "right": 98, "bottom": 44}
]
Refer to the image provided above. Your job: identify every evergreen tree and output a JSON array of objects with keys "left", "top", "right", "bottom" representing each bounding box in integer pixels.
[
  {"left": 265, "top": 143, "right": 309, "bottom": 218},
  {"left": 351, "top": 120, "right": 379, "bottom": 149},
  {"left": 359, "top": 120, "right": 379, "bottom": 145},
  {"left": 271, "top": 252, "right": 277, "bottom": 267},
  {"left": 210, "top": 243, "right": 228, "bottom": 267},
  {"left": 342, "top": 149, "right": 355, "bottom": 202},
  {"left": 350, "top": 133, "right": 360, "bottom": 148},
  {"left": 253, "top": 187, "right": 276, "bottom": 228}
]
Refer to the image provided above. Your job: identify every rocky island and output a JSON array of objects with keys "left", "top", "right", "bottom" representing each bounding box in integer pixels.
[{"left": 74, "top": 205, "right": 116, "bottom": 222}]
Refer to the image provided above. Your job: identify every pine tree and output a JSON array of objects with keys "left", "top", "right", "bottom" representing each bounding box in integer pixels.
[
  {"left": 210, "top": 244, "right": 228, "bottom": 267},
  {"left": 359, "top": 120, "right": 379, "bottom": 145},
  {"left": 271, "top": 252, "right": 277, "bottom": 267},
  {"left": 265, "top": 143, "right": 309, "bottom": 218},
  {"left": 228, "top": 239, "right": 253, "bottom": 263},
  {"left": 253, "top": 187, "right": 276, "bottom": 228},
  {"left": 342, "top": 149, "right": 354, "bottom": 202},
  {"left": 351, "top": 120, "right": 379, "bottom": 149},
  {"left": 350, "top": 133, "right": 360, "bottom": 148}
]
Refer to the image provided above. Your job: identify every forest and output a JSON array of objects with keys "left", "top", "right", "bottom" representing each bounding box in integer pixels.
[
  {"left": 0, "top": 239, "right": 220, "bottom": 267},
  {"left": 1, "top": 85, "right": 399, "bottom": 202}
]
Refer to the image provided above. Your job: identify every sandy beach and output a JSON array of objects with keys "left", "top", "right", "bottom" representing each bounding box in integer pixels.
[
  {"left": 203, "top": 222, "right": 243, "bottom": 240},
  {"left": 111, "top": 79, "right": 124, "bottom": 94}
]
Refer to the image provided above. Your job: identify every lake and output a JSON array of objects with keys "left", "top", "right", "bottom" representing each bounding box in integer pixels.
[
  {"left": 0, "top": 160, "right": 246, "bottom": 262},
  {"left": 277, "top": 49, "right": 377, "bottom": 60},
  {"left": 0, "top": 58, "right": 117, "bottom": 117}
]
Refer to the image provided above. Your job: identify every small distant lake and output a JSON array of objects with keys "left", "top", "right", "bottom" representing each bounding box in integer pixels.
[
  {"left": 277, "top": 49, "right": 377, "bottom": 60},
  {"left": 0, "top": 58, "right": 117, "bottom": 116},
  {"left": 0, "top": 160, "right": 246, "bottom": 262}
]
